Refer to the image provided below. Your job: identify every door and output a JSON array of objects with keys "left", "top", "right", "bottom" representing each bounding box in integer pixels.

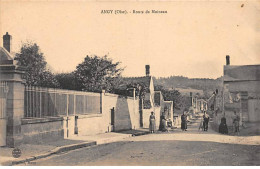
[
  {"left": 248, "top": 99, "right": 260, "bottom": 122},
  {"left": 0, "top": 82, "right": 8, "bottom": 146}
]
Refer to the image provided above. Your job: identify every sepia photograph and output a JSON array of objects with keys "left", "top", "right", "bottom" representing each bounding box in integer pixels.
[{"left": 0, "top": 0, "right": 260, "bottom": 166}]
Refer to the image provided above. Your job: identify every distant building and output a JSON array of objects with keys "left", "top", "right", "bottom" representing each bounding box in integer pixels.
[
  {"left": 174, "top": 88, "right": 204, "bottom": 97},
  {"left": 197, "top": 99, "right": 208, "bottom": 112},
  {"left": 114, "top": 65, "right": 174, "bottom": 128}
]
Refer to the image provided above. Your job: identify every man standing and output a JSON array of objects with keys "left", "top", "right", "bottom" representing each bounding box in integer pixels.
[
  {"left": 232, "top": 111, "right": 240, "bottom": 135},
  {"left": 203, "top": 111, "right": 210, "bottom": 131}
]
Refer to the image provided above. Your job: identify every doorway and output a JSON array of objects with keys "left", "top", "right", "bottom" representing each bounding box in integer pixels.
[{"left": 248, "top": 99, "right": 260, "bottom": 122}]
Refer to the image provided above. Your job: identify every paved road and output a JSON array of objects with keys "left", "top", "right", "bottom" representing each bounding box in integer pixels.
[{"left": 21, "top": 118, "right": 260, "bottom": 166}]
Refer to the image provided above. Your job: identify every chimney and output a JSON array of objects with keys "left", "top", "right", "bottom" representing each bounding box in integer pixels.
[
  {"left": 145, "top": 65, "right": 150, "bottom": 76},
  {"left": 226, "top": 55, "right": 230, "bottom": 65},
  {"left": 3, "top": 32, "right": 12, "bottom": 53}
]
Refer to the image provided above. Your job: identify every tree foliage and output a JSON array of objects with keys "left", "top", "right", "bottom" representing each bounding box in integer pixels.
[
  {"left": 155, "top": 85, "right": 184, "bottom": 110},
  {"left": 15, "top": 42, "right": 59, "bottom": 88},
  {"left": 74, "top": 55, "right": 123, "bottom": 92},
  {"left": 55, "top": 72, "right": 77, "bottom": 90}
]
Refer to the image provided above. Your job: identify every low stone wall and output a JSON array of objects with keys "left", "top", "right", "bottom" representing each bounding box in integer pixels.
[
  {"left": 63, "top": 114, "right": 107, "bottom": 137},
  {"left": 21, "top": 117, "right": 64, "bottom": 144},
  {"left": 78, "top": 114, "right": 107, "bottom": 136},
  {"left": 173, "top": 116, "right": 181, "bottom": 128},
  {"left": 64, "top": 94, "right": 141, "bottom": 137},
  {"left": 0, "top": 118, "right": 7, "bottom": 146}
]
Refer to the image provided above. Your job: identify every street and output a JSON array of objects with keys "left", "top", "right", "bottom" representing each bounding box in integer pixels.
[{"left": 21, "top": 118, "right": 260, "bottom": 166}]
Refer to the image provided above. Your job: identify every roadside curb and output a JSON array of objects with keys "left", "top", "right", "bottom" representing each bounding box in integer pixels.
[
  {"left": 2, "top": 130, "right": 151, "bottom": 166},
  {"left": 131, "top": 131, "right": 150, "bottom": 136},
  {"left": 2, "top": 141, "right": 96, "bottom": 166},
  {"left": 95, "top": 134, "right": 132, "bottom": 144}
]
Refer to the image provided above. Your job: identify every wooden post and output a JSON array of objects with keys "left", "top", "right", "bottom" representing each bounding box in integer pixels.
[
  {"left": 25, "top": 86, "right": 28, "bottom": 118},
  {"left": 54, "top": 89, "right": 56, "bottom": 116},
  {"left": 66, "top": 93, "right": 69, "bottom": 138},
  {"left": 30, "top": 86, "right": 32, "bottom": 117},
  {"left": 73, "top": 93, "right": 76, "bottom": 116},
  {"left": 83, "top": 95, "right": 85, "bottom": 114},
  {"left": 66, "top": 93, "right": 69, "bottom": 116},
  {"left": 133, "top": 88, "right": 135, "bottom": 115},
  {"left": 39, "top": 87, "right": 42, "bottom": 117}
]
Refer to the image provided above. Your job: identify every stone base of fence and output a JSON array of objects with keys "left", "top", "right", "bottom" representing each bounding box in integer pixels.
[{"left": 21, "top": 117, "right": 64, "bottom": 144}]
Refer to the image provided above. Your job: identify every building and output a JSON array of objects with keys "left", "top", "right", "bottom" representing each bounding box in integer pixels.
[
  {"left": 212, "top": 55, "right": 260, "bottom": 132},
  {"left": 223, "top": 55, "right": 260, "bottom": 125},
  {"left": 0, "top": 33, "right": 175, "bottom": 147},
  {"left": 114, "top": 65, "right": 174, "bottom": 129},
  {"left": 196, "top": 99, "right": 208, "bottom": 112}
]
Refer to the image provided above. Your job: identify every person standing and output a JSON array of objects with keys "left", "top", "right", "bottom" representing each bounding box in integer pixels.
[
  {"left": 149, "top": 112, "right": 156, "bottom": 133},
  {"left": 161, "top": 112, "right": 167, "bottom": 132},
  {"left": 181, "top": 111, "right": 187, "bottom": 131},
  {"left": 219, "top": 115, "right": 228, "bottom": 134},
  {"left": 232, "top": 111, "right": 240, "bottom": 135},
  {"left": 203, "top": 111, "right": 210, "bottom": 131}
]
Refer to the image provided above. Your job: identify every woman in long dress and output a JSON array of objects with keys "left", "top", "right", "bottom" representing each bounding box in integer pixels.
[
  {"left": 181, "top": 111, "right": 187, "bottom": 131},
  {"left": 219, "top": 116, "right": 228, "bottom": 134},
  {"left": 161, "top": 113, "right": 167, "bottom": 132},
  {"left": 149, "top": 112, "right": 156, "bottom": 133}
]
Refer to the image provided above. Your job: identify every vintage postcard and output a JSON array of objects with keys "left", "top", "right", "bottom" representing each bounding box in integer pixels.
[{"left": 0, "top": 0, "right": 259, "bottom": 166}]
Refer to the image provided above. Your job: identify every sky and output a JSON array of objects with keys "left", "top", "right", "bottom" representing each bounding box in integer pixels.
[{"left": 0, "top": 0, "right": 260, "bottom": 79}]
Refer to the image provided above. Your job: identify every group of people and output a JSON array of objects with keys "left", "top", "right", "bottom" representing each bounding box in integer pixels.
[
  {"left": 150, "top": 110, "right": 209, "bottom": 132},
  {"left": 149, "top": 109, "right": 241, "bottom": 135},
  {"left": 199, "top": 111, "right": 210, "bottom": 131},
  {"left": 219, "top": 111, "right": 240, "bottom": 135},
  {"left": 149, "top": 111, "right": 168, "bottom": 133}
]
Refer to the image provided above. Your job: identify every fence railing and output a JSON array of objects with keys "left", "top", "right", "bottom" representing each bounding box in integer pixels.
[
  {"left": 24, "top": 86, "right": 102, "bottom": 118},
  {"left": 0, "top": 81, "right": 8, "bottom": 119}
]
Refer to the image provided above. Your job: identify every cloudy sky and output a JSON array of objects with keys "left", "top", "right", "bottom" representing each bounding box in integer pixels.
[{"left": 1, "top": 0, "right": 260, "bottom": 79}]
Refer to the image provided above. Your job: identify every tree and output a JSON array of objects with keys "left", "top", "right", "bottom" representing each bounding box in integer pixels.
[
  {"left": 155, "top": 85, "right": 184, "bottom": 110},
  {"left": 15, "top": 42, "right": 59, "bottom": 88},
  {"left": 55, "top": 72, "right": 77, "bottom": 90},
  {"left": 38, "top": 71, "right": 60, "bottom": 88},
  {"left": 74, "top": 55, "right": 123, "bottom": 92}
]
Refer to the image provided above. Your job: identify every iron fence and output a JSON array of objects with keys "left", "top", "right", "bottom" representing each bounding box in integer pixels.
[
  {"left": 0, "top": 81, "right": 8, "bottom": 119},
  {"left": 24, "top": 86, "right": 101, "bottom": 118}
]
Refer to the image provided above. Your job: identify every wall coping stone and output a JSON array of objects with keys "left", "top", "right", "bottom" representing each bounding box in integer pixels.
[
  {"left": 76, "top": 114, "right": 102, "bottom": 119},
  {"left": 21, "top": 117, "right": 63, "bottom": 125}
]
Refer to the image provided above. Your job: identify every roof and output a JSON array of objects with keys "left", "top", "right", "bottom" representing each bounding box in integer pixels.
[
  {"left": 0, "top": 46, "right": 13, "bottom": 62},
  {"left": 224, "top": 65, "right": 260, "bottom": 82},
  {"left": 197, "top": 99, "right": 207, "bottom": 102}
]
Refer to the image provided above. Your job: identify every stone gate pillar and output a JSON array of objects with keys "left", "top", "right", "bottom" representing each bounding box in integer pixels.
[{"left": 0, "top": 48, "right": 25, "bottom": 147}]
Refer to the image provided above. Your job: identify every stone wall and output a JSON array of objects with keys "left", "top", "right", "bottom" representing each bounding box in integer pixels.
[
  {"left": 21, "top": 117, "right": 64, "bottom": 144},
  {"left": 64, "top": 93, "right": 141, "bottom": 137},
  {"left": 103, "top": 94, "right": 140, "bottom": 132}
]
